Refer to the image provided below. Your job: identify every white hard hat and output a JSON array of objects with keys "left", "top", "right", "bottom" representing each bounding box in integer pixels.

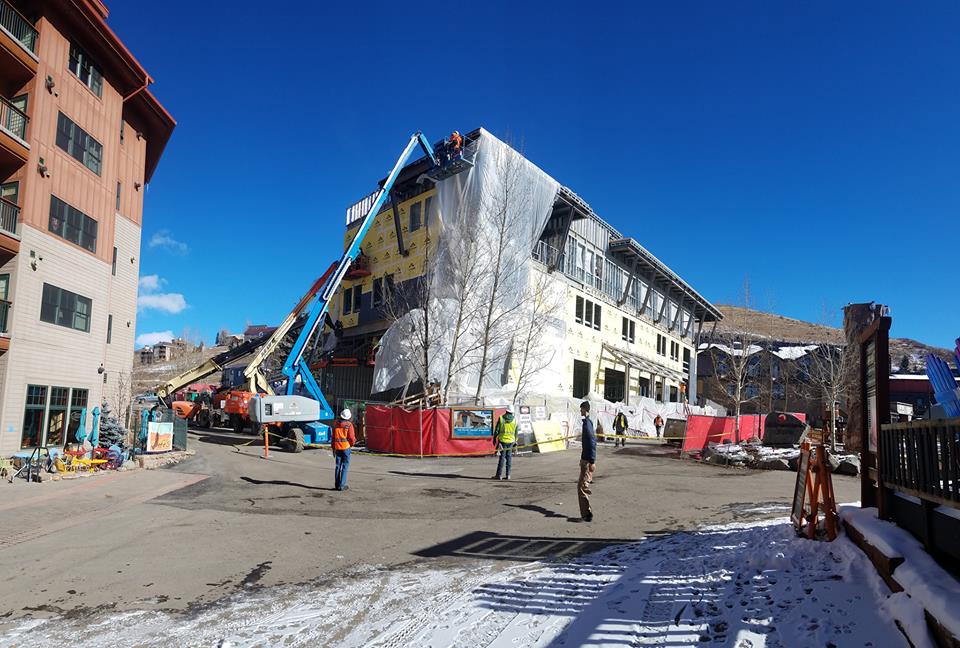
[{"left": 340, "top": 408, "right": 352, "bottom": 420}]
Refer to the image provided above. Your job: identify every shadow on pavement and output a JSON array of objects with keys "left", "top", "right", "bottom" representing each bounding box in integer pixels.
[
  {"left": 413, "top": 530, "right": 636, "bottom": 562},
  {"left": 240, "top": 476, "right": 334, "bottom": 491},
  {"left": 388, "top": 470, "right": 568, "bottom": 485},
  {"left": 502, "top": 503, "right": 570, "bottom": 520}
]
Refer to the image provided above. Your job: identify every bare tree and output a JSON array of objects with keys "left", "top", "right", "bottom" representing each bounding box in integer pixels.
[
  {"left": 806, "top": 343, "right": 853, "bottom": 450},
  {"left": 113, "top": 370, "right": 132, "bottom": 432},
  {"left": 473, "top": 140, "right": 534, "bottom": 403},
  {"left": 510, "top": 268, "right": 565, "bottom": 403},
  {"left": 709, "top": 330, "right": 763, "bottom": 442}
]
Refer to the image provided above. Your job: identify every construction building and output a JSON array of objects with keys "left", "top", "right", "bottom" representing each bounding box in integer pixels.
[
  {"left": 0, "top": 0, "right": 174, "bottom": 454},
  {"left": 326, "top": 129, "right": 721, "bottom": 409}
]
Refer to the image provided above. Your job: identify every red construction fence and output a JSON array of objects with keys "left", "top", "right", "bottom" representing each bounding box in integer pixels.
[
  {"left": 682, "top": 413, "right": 807, "bottom": 454},
  {"left": 364, "top": 405, "right": 506, "bottom": 456}
]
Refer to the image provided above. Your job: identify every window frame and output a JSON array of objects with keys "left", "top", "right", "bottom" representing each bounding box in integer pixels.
[
  {"left": 40, "top": 283, "right": 92, "bottom": 333},
  {"left": 409, "top": 201, "right": 421, "bottom": 232},
  {"left": 49, "top": 195, "right": 98, "bottom": 253},
  {"left": 56, "top": 112, "right": 103, "bottom": 176},
  {"left": 68, "top": 42, "right": 103, "bottom": 97}
]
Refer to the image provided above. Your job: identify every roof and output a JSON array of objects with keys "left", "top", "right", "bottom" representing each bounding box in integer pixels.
[
  {"left": 46, "top": 0, "right": 176, "bottom": 182},
  {"left": 243, "top": 325, "right": 277, "bottom": 336}
]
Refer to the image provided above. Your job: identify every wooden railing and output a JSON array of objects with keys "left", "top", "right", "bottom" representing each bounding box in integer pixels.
[{"left": 880, "top": 418, "right": 960, "bottom": 509}]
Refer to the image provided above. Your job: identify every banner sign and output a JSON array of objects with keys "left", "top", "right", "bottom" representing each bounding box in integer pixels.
[
  {"left": 147, "top": 421, "right": 174, "bottom": 453},
  {"left": 451, "top": 409, "right": 494, "bottom": 439}
]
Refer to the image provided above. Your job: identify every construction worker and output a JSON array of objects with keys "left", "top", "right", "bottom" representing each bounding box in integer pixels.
[
  {"left": 332, "top": 409, "right": 356, "bottom": 491},
  {"left": 613, "top": 408, "right": 628, "bottom": 448},
  {"left": 578, "top": 401, "right": 596, "bottom": 522},
  {"left": 492, "top": 407, "right": 518, "bottom": 480},
  {"left": 654, "top": 414, "right": 664, "bottom": 439},
  {"left": 450, "top": 130, "right": 463, "bottom": 157}
]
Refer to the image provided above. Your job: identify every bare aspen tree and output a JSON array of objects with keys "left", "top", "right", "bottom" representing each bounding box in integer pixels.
[
  {"left": 709, "top": 330, "right": 763, "bottom": 442},
  {"left": 510, "top": 268, "right": 565, "bottom": 403},
  {"left": 806, "top": 343, "right": 853, "bottom": 450},
  {"left": 473, "top": 141, "right": 532, "bottom": 403}
]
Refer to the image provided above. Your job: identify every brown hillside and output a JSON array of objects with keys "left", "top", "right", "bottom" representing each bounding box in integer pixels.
[{"left": 714, "top": 305, "right": 953, "bottom": 372}]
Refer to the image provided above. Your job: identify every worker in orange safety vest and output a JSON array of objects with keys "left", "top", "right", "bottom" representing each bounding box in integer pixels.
[{"left": 332, "top": 409, "right": 356, "bottom": 491}]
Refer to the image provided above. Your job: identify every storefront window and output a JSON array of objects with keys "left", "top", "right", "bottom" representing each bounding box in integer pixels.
[
  {"left": 20, "top": 385, "right": 47, "bottom": 448},
  {"left": 67, "top": 388, "right": 89, "bottom": 443},
  {"left": 45, "top": 387, "right": 69, "bottom": 447}
]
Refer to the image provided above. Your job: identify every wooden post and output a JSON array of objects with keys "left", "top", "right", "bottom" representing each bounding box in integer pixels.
[{"left": 262, "top": 425, "right": 269, "bottom": 459}]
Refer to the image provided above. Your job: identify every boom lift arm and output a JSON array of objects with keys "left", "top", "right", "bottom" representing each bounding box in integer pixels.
[{"left": 253, "top": 132, "right": 439, "bottom": 442}]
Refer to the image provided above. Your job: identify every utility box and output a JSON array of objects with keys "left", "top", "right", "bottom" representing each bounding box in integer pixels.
[{"left": 249, "top": 395, "right": 321, "bottom": 424}]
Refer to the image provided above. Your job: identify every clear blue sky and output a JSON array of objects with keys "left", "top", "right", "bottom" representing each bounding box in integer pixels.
[{"left": 113, "top": 1, "right": 959, "bottom": 349}]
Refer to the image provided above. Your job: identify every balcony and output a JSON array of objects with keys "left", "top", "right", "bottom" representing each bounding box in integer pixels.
[
  {"left": 0, "top": 0, "right": 37, "bottom": 85},
  {"left": 0, "top": 195, "right": 20, "bottom": 265},
  {"left": 0, "top": 95, "right": 28, "bottom": 172}
]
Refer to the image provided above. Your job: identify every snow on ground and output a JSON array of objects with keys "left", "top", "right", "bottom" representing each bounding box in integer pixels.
[
  {"left": 2, "top": 518, "right": 912, "bottom": 648},
  {"left": 840, "top": 505, "right": 960, "bottom": 644}
]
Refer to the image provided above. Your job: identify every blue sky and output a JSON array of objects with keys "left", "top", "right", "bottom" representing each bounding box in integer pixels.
[{"left": 115, "top": 1, "right": 959, "bottom": 349}]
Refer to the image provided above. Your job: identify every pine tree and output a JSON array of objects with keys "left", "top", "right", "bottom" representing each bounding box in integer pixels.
[
  {"left": 98, "top": 400, "right": 127, "bottom": 449},
  {"left": 898, "top": 355, "right": 911, "bottom": 374}
]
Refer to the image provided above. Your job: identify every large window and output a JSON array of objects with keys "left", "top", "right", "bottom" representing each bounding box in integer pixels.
[
  {"left": 576, "top": 297, "right": 600, "bottom": 331},
  {"left": 46, "top": 387, "right": 70, "bottom": 447},
  {"left": 49, "top": 196, "right": 98, "bottom": 253},
  {"left": 56, "top": 112, "right": 102, "bottom": 175},
  {"left": 409, "top": 201, "right": 421, "bottom": 232},
  {"left": 573, "top": 360, "right": 591, "bottom": 399},
  {"left": 40, "top": 283, "right": 92, "bottom": 332},
  {"left": 20, "top": 385, "right": 89, "bottom": 449},
  {"left": 621, "top": 317, "right": 635, "bottom": 343},
  {"left": 68, "top": 43, "right": 103, "bottom": 97}
]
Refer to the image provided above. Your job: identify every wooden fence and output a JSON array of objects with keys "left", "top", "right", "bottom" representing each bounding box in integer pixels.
[{"left": 879, "top": 417, "right": 960, "bottom": 509}]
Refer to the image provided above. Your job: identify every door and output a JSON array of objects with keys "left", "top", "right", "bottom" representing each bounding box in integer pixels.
[
  {"left": 572, "top": 360, "right": 591, "bottom": 399},
  {"left": 603, "top": 368, "right": 626, "bottom": 403}
]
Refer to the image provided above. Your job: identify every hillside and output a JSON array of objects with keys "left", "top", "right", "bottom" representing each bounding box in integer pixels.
[
  {"left": 132, "top": 345, "right": 228, "bottom": 396},
  {"left": 714, "top": 305, "right": 953, "bottom": 373}
]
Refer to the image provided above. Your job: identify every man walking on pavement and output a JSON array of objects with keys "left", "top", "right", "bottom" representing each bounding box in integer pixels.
[
  {"left": 332, "top": 409, "right": 356, "bottom": 491},
  {"left": 613, "top": 408, "right": 628, "bottom": 448},
  {"left": 578, "top": 401, "right": 596, "bottom": 522},
  {"left": 493, "top": 407, "right": 518, "bottom": 480},
  {"left": 654, "top": 414, "right": 664, "bottom": 440}
]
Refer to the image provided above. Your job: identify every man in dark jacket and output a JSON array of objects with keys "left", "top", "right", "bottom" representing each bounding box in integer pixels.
[{"left": 578, "top": 401, "right": 596, "bottom": 522}]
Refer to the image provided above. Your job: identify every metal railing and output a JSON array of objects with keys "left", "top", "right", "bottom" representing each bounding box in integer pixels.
[
  {"left": 0, "top": 95, "right": 28, "bottom": 142},
  {"left": 0, "top": 299, "right": 10, "bottom": 333},
  {"left": 0, "top": 196, "right": 18, "bottom": 236},
  {"left": 0, "top": 0, "right": 36, "bottom": 53},
  {"left": 880, "top": 418, "right": 960, "bottom": 508}
]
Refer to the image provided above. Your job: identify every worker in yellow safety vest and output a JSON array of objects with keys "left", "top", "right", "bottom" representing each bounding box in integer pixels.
[
  {"left": 492, "top": 407, "right": 518, "bottom": 481},
  {"left": 332, "top": 409, "right": 356, "bottom": 491}
]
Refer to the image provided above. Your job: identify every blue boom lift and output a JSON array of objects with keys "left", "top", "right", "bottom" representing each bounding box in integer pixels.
[{"left": 249, "top": 131, "right": 453, "bottom": 452}]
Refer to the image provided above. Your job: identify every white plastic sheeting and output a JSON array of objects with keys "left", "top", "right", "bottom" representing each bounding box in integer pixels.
[{"left": 374, "top": 129, "right": 560, "bottom": 398}]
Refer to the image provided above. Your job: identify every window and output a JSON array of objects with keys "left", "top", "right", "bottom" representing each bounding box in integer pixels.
[
  {"left": 584, "top": 299, "right": 593, "bottom": 328},
  {"left": 120, "top": 119, "right": 125, "bottom": 144},
  {"left": 111, "top": 247, "right": 117, "bottom": 276},
  {"left": 572, "top": 360, "right": 591, "bottom": 398},
  {"left": 656, "top": 334, "right": 666, "bottom": 356},
  {"left": 593, "top": 303, "right": 601, "bottom": 330},
  {"left": 669, "top": 385, "right": 679, "bottom": 403},
  {"left": 46, "top": 387, "right": 70, "bottom": 447},
  {"left": 49, "top": 196, "right": 98, "bottom": 252},
  {"left": 385, "top": 274, "right": 395, "bottom": 302},
  {"left": 56, "top": 112, "right": 103, "bottom": 175},
  {"left": 68, "top": 42, "right": 103, "bottom": 97},
  {"left": 682, "top": 348, "right": 691, "bottom": 374},
  {"left": 0, "top": 274, "right": 8, "bottom": 333},
  {"left": 40, "top": 283, "right": 92, "bottom": 332},
  {"left": 621, "top": 317, "right": 635, "bottom": 343},
  {"left": 21, "top": 385, "right": 47, "bottom": 448},
  {"left": 116, "top": 181, "right": 121, "bottom": 212},
  {"left": 575, "top": 296, "right": 584, "bottom": 324},
  {"left": 68, "top": 388, "right": 88, "bottom": 440},
  {"left": 409, "top": 201, "right": 421, "bottom": 232},
  {"left": 107, "top": 314, "right": 113, "bottom": 344},
  {"left": 373, "top": 277, "right": 383, "bottom": 307},
  {"left": 343, "top": 286, "right": 354, "bottom": 314},
  {"left": 670, "top": 341, "right": 680, "bottom": 362},
  {"left": 424, "top": 195, "right": 434, "bottom": 224},
  {"left": 1, "top": 181, "right": 19, "bottom": 204},
  {"left": 773, "top": 383, "right": 785, "bottom": 399}
]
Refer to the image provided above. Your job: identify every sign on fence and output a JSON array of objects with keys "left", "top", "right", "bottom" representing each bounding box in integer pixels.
[
  {"left": 146, "top": 421, "right": 174, "bottom": 453},
  {"left": 451, "top": 409, "right": 494, "bottom": 439}
]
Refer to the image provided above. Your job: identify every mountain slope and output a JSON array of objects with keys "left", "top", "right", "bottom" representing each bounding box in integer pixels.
[{"left": 713, "top": 305, "right": 953, "bottom": 373}]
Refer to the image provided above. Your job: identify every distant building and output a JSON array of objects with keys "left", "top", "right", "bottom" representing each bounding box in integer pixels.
[
  {"left": 137, "top": 338, "right": 191, "bottom": 366},
  {"left": 243, "top": 325, "right": 276, "bottom": 342}
]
